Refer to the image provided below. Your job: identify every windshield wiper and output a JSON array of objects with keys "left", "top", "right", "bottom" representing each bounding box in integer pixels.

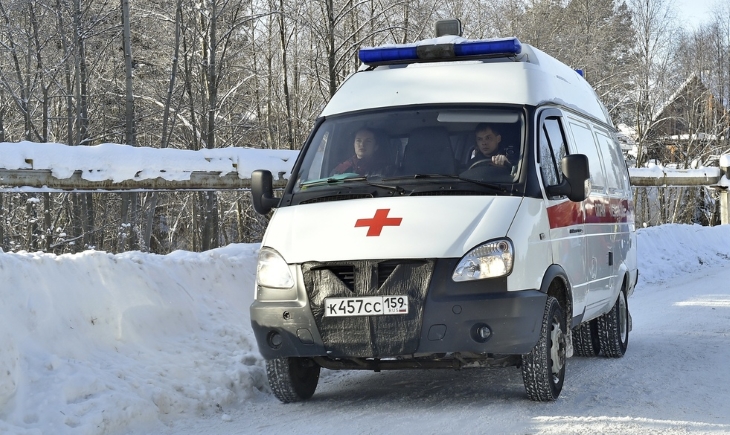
[
  {"left": 301, "top": 175, "right": 407, "bottom": 194},
  {"left": 384, "top": 174, "right": 512, "bottom": 194},
  {"left": 300, "top": 173, "right": 364, "bottom": 187}
]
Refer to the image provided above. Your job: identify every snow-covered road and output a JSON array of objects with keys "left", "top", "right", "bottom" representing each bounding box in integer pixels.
[{"left": 155, "top": 261, "right": 730, "bottom": 435}]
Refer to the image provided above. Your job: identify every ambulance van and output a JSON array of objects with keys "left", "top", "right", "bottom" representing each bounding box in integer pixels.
[{"left": 250, "top": 21, "right": 638, "bottom": 402}]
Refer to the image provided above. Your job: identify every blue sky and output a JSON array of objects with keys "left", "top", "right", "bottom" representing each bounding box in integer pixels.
[{"left": 674, "top": 0, "right": 718, "bottom": 29}]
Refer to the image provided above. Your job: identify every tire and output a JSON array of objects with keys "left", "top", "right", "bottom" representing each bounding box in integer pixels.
[
  {"left": 572, "top": 319, "right": 601, "bottom": 357},
  {"left": 521, "top": 296, "right": 567, "bottom": 401},
  {"left": 596, "top": 289, "right": 629, "bottom": 358},
  {"left": 266, "top": 357, "right": 321, "bottom": 403}
]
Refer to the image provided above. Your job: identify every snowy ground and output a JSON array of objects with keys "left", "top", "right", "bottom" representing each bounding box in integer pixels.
[{"left": 1, "top": 223, "right": 730, "bottom": 435}]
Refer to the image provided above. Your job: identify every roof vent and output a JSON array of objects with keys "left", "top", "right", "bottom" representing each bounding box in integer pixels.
[{"left": 435, "top": 18, "right": 462, "bottom": 37}]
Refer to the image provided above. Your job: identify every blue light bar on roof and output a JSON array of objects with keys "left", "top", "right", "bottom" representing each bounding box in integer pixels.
[
  {"left": 358, "top": 46, "right": 419, "bottom": 64},
  {"left": 454, "top": 38, "right": 522, "bottom": 57},
  {"left": 359, "top": 37, "right": 522, "bottom": 66}
]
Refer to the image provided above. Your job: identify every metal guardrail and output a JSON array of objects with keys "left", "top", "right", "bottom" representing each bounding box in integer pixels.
[
  {"left": 628, "top": 167, "right": 722, "bottom": 187},
  {"left": 0, "top": 160, "right": 728, "bottom": 224},
  {"left": 630, "top": 164, "right": 729, "bottom": 225},
  {"left": 0, "top": 169, "right": 289, "bottom": 192},
  {"left": 0, "top": 167, "right": 725, "bottom": 190}
]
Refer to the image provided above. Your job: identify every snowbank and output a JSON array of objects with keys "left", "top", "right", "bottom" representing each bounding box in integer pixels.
[
  {"left": 636, "top": 224, "right": 730, "bottom": 284},
  {"left": 0, "top": 245, "right": 266, "bottom": 435}
]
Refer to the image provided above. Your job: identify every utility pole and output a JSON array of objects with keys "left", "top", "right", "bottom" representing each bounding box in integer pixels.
[{"left": 720, "top": 156, "right": 730, "bottom": 225}]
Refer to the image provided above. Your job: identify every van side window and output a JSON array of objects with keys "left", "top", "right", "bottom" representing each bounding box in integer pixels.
[
  {"left": 539, "top": 117, "right": 567, "bottom": 190},
  {"left": 294, "top": 127, "right": 332, "bottom": 185},
  {"left": 307, "top": 130, "right": 330, "bottom": 180},
  {"left": 596, "top": 131, "right": 630, "bottom": 193},
  {"left": 568, "top": 120, "right": 606, "bottom": 194}
]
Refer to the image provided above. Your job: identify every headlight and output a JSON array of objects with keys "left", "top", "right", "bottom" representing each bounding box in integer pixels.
[
  {"left": 452, "top": 239, "right": 514, "bottom": 281},
  {"left": 256, "top": 247, "right": 294, "bottom": 288}
]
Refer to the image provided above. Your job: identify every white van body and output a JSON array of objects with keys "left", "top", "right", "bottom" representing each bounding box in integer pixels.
[{"left": 250, "top": 35, "right": 638, "bottom": 403}]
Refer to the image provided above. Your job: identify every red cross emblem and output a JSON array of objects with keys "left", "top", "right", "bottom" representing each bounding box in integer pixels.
[{"left": 355, "top": 209, "right": 402, "bottom": 237}]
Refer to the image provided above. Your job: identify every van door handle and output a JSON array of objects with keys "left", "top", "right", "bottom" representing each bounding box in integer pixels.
[{"left": 569, "top": 228, "right": 583, "bottom": 234}]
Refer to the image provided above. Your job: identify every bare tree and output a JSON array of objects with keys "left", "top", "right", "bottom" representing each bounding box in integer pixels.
[
  {"left": 1, "top": 0, "right": 729, "bottom": 250},
  {"left": 120, "top": 0, "right": 138, "bottom": 250},
  {"left": 627, "top": 0, "right": 678, "bottom": 166}
]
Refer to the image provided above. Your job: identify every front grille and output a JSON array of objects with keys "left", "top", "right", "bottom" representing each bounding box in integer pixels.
[
  {"left": 302, "top": 259, "right": 434, "bottom": 358},
  {"left": 310, "top": 265, "right": 355, "bottom": 291},
  {"left": 377, "top": 261, "right": 399, "bottom": 287}
]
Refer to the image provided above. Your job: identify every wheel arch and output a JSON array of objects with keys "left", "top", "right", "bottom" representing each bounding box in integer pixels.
[
  {"left": 617, "top": 261, "right": 636, "bottom": 297},
  {"left": 539, "top": 265, "right": 573, "bottom": 330}
]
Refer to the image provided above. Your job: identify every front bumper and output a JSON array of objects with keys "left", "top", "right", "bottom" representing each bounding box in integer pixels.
[{"left": 250, "top": 258, "right": 546, "bottom": 360}]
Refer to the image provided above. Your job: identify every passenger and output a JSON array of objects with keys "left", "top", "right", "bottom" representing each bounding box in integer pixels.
[
  {"left": 332, "top": 128, "right": 390, "bottom": 176},
  {"left": 467, "top": 123, "right": 512, "bottom": 170}
]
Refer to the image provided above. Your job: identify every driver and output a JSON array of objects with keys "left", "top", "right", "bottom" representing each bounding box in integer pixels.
[{"left": 467, "top": 123, "right": 512, "bottom": 170}]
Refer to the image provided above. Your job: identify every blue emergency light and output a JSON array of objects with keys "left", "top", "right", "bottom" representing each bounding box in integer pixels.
[
  {"left": 359, "top": 46, "right": 419, "bottom": 64},
  {"left": 359, "top": 37, "right": 522, "bottom": 66}
]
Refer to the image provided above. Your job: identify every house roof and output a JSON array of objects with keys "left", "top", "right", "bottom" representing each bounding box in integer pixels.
[
  {"left": 652, "top": 73, "right": 703, "bottom": 123},
  {"left": 649, "top": 71, "right": 729, "bottom": 141}
]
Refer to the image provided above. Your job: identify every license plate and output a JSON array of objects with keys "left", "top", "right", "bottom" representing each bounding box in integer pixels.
[{"left": 323, "top": 296, "right": 409, "bottom": 317}]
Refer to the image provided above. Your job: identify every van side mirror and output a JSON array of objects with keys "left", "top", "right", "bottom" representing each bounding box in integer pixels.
[
  {"left": 546, "top": 154, "right": 589, "bottom": 202},
  {"left": 251, "top": 170, "right": 280, "bottom": 214}
]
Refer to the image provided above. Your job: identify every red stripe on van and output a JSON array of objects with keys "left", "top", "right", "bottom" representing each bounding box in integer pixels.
[
  {"left": 547, "top": 201, "right": 583, "bottom": 229},
  {"left": 547, "top": 197, "right": 633, "bottom": 229}
]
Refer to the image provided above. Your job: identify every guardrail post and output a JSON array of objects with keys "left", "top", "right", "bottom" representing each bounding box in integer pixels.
[{"left": 720, "top": 155, "right": 729, "bottom": 225}]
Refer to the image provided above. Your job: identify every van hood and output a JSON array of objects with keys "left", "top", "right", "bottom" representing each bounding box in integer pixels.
[{"left": 262, "top": 196, "right": 522, "bottom": 263}]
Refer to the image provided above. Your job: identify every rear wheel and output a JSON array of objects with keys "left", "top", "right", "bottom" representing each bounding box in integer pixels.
[
  {"left": 596, "top": 289, "right": 629, "bottom": 358},
  {"left": 521, "top": 296, "right": 566, "bottom": 401},
  {"left": 572, "top": 319, "right": 601, "bottom": 357},
  {"left": 266, "top": 357, "right": 320, "bottom": 403}
]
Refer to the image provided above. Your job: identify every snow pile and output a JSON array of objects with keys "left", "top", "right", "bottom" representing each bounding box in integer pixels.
[
  {"left": 636, "top": 223, "right": 730, "bottom": 284},
  {"left": 0, "top": 223, "right": 729, "bottom": 434},
  {"left": 0, "top": 245, "right": 266, "bottom": 435}
]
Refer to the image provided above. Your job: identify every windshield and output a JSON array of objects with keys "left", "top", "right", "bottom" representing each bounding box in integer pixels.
[{"left": 293, "top": 106, "right": 525, "bottom": 195}]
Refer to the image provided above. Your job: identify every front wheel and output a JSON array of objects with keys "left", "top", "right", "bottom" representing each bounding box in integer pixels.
[
  {"left": 596, "top": 289, "right": 630, "bottom": 358},
  {"left": 521, "top": 296, "right": 566, "bottom": 401},
  {"left": 266, "top": 357, "right": 320, "bottom": 403}
]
